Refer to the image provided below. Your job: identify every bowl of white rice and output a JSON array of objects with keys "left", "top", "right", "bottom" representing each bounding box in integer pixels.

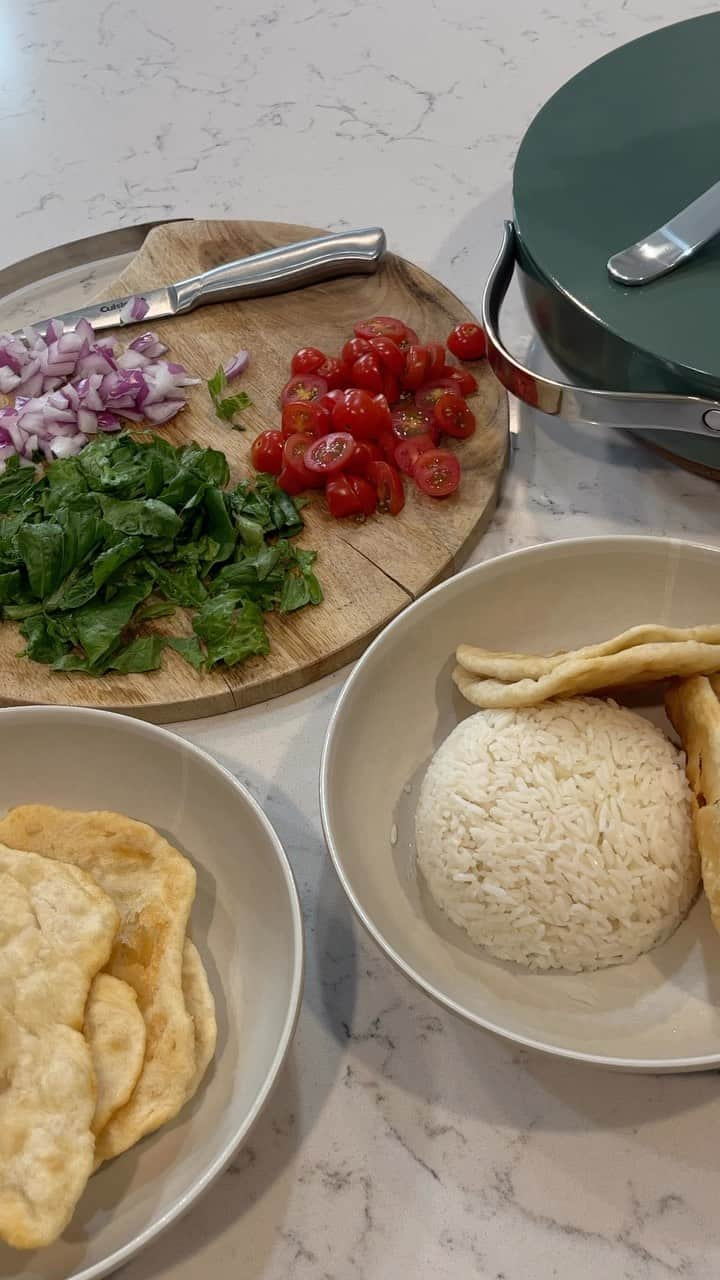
[{"left": 321, "top": 536, "right": 720, "bottom": 1071}]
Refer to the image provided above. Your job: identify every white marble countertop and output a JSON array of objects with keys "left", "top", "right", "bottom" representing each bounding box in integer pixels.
[{"left": 8, "top": 1, "right": 720, "bottom": 1277}]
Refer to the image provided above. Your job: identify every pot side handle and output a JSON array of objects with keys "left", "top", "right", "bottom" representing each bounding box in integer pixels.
[{"left": 483, "top": 222, "right": 720, "bottom": 438}]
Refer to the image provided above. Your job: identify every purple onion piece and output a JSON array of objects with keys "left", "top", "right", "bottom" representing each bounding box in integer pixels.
[{"left": 223, "top": 349, "right": 249, "bottom": 381}]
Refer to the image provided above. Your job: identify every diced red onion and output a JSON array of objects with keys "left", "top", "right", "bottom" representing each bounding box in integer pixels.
[
  {"left": 223, "top": 349, "right": 249, "bottom": 381},
  {"left": 0, "top": 321, "right": 201, "bottom": 468},
  {"left": 128, "top": 331, "right": 168, "bottom": 358},
  {"left": 119, "top": 296, "right": 150, "bottom": 324}
]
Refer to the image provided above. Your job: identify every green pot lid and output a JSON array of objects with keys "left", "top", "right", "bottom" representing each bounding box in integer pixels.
[{"left": 514, "top": 12, "right": 720, "bottom": 389}]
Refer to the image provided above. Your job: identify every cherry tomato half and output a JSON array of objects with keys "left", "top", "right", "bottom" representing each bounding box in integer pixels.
[
  {"left": 291, "top": 346, "right": 326, "bottom": 375},
  {"left": 394, "top": 433, "right": 435, "bottom": 476},
  {"left": 414, "top": 378, "right": 459, "bottom": 417},
  {"left": 395, "top": 324, "right": 419, "bottom": 353},
  {"left": 445, "top": 366, "right": 479, "bottom": 397},
  {"left": 315, "top": 356, "right": 346, "bottom": 390},
  {"left": 447, "top": 322, "right": 486, "bottom": 361},
  {"left": 351, "top": 353, "right": 383, "bottom": 393},
  {"left": 280, "top": 373, "right": 328, "bottom": 407},
  {"left": 423, "top": 342, "right": 446, "bottom": 380},
  {"left": 377, "top": 431, "right": 400, "bottom": 464},
  {"left": 391, "top": 402, "right": 435, "bottom": 441},
  {"left": 278, "top": 466, "right": 307, "bottom": 496},
  {"left": 333, "top": 388, "right": 387, "bottom": 440},
  {"left": 354, "top": 316, "right": 409, "bottom": 344},
  {"left": 326, "top": 473, "right": 378, "bottom": 519},
  {"left": 250, "top": 429, "right": 284, "bottom": 474},
  {"left": 367, "top": 336, "right": 405, "bottom": 377},
  {"left": 316, "top": 389, "right": 346, "bottom": 417},
  {"left": 342, "top": 336, "right": 372, "bottom": 364},
  {"left": 414, "top": 448, "right": 461, "bottom": 498},
  {"left": 372, "top": 393, "right": 392, "bottom": 434},
  {"left": 433, "top": 392, "right": 476, "bottom": 439},
  {"left": 346, "top": 440, "right": 385, "bottom": 476},
  {"left": 349, "top": 475, "right": 378, "bottom": 517},
  {"left": 282, "top": 432, "right": 322, "bottom": 487},
  {"left": 304, "top": 431, "right": 356, "bottom": 476},
  {"left": 367, "top": 460, "right": 405, "bottom": 516},
  {"left": 381, "top": 371, "right": 401, "bottom": 405},
  {"left": 281, "top": 400, "right": 329, "bottom": 438},
  {"left": 401, "top": 345, "right": 429, "bottom": 391}
]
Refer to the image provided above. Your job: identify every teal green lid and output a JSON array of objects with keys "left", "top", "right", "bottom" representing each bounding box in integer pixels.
[{"left": 514, "top": 12, "right": 720, "bottom": 390}]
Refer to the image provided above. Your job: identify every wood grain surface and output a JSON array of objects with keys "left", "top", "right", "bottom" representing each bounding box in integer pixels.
[{"left": 0, "top": 220, "right": 508, "bottom": 721}]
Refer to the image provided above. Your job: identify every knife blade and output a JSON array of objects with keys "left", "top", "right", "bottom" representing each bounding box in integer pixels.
[
  {"left": 13, "top": 287, "right": 178, "bottom": 338},
  {"left": 16, "top": 226, "right": 386, "bottom": 339}
]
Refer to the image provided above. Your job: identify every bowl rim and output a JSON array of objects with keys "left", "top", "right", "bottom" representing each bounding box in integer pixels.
[
  {"left": 0, "top": 703, "right": 305, "bottom": 1280},
  {"left": 320, "top": 533, "right": 720, "bottom": 1071}
]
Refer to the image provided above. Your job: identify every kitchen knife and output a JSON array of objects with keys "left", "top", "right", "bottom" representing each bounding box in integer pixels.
[{"left": 16, "top": 226, "right": 386, "bottom": 338}]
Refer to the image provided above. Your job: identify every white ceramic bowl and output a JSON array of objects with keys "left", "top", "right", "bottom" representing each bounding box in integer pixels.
[
  {"left": 0, "top": 707, "right": 303, "bottom": 1280},
  {"left": 321, "top": 536, "right": 720, "bottom": 1072}
]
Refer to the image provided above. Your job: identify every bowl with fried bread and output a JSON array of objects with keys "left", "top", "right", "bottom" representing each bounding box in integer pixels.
[
  {"left": 322, "top": 535, "right": 720, "bottom": 1072},
  {"left": 0, "top": 705, "right": 303, "bottom": 1280}
]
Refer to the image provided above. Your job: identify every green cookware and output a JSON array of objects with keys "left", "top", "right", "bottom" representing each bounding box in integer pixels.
[{"left": 495, "top": 13, "right": 720, "bottom": 470}]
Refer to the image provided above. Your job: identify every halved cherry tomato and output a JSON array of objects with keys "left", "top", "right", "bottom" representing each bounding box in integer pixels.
[
  {"left": 291, "top": 346, "right": 326, "bottom": 375},
  {"left": 250, "top": 429, "right": 284, "bottom": 474},
  {"left": 402, "top": 345, "right": 429, "bottom": 391},
  {"left": 346, "top": 440, "right": 384, "bottom": 476},
  {"left": 316, "top": 388, "right": 346, "bottom": 417},
  {"left": 281, "top": 400, "right": 329, "bottom": 438},
  {"left": 367, "top": 460, "right": 405, "bottom": 515},
  {"left": 445, "top": 366, "right": 478, "bottom": 396},
  {"left": 372, "top": 393, "right": 392, "bottom": 434},
  {"left": 333, "top": 388, "right": 387, "bottom": 440},
  {"left": 414, "top": 378, "right": 459, "bottom": 416},
  {"left": 377, "top": 431, "right": 399, "bottom": 464},
  {"left": 342, "top": 336, "right": 372, "bottom": 364},
  {"left": 325, "top": 474, "right": 359, "bottom": 518},
  {"left": 280, "top": 373, "right": 328, "bottom": 406},
  {"left": 367, "top": 336, "right": 405, "bottom": 377},
  {"left": 447, "top": 322, "right": 486, "bottom": 360},
  {"left": 349, "top": 475, "right": 378, "bottom": 517},
  {"left": 394, "top": 433, "right": 435, "bottom": 476},
  {"left": 414, "top": 448, "right": 461, "bottom": 498},
  {"left": 354, "top": 316, "right": 409, "bottom": 344},
  {"left": 326, "top": 473, "right": 378, "bottom": 519},
  {"left": 315, "top": 356, "right": 346, "bottom": 389},
  {"left": 351, "top": 353, "right": 383, "bottom": 393},
  {"left": 381, "top": 371, "right": 400, "bottom": 405},
  {"left": 282, "top": 432, "right": 322, "bottom": 487},
  {"left": 278, "top": 466, "right": 307, "bottom": 496},
  {"left": 423, "top": 342, "right": 446, "bottom": 379},
  {"left": 433, "top": 392, "right": 476, "bottom": 439},
  {"left": 395, "top": 324, "right": 419, "bottom": 352},
  {"left": 304, "top": 431, "right": 356, "bottom": 476},
  {"left": 391, "top": 402, "right": 435, "bottom": 441}
]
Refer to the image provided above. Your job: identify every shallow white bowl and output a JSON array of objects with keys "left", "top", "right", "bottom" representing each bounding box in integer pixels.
[
  {"left": 321, "top": 536, "right": 720, "bottom": 1073},
  {"left": 0, "top": 706, "right": 303, "bottom": 1279}
]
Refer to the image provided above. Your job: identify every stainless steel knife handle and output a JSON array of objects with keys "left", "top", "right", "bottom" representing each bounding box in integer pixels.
[
  {"left": 484, "top": 222, "right": 720, "bottom": 438},
  {"left": 174, "top": 227, "right": 386, "bottom": 312},
  {"left": 607, "top": 179, "right": 720, "bottom": 285}
]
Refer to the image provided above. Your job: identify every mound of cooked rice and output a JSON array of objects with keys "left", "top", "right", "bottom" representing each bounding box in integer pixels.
[{"left": 415, "top": 699, "right": 699, "bottom": 973}]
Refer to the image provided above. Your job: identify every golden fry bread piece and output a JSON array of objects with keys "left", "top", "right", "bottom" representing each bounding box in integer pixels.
[
  {"left": 666, "top": 676, "right": 720, "bottom": 936},
  {"left": 457, "top": 624, "right": 720, "bottom": 682},
  {"left": 85, "top": 974, "right": 147, "bottom": 1136},
  {"left": 455, "top": 631, "right": 720, "bottom": 709},
  {"left": 0, "top": 806, "right": 196, "bottom": 1165},
  {"left": 182, "top": 939, "right": 217, "bottom": 1102},
  {"left": 0, "top": 845, "right": 118, "bottom": 1250}
]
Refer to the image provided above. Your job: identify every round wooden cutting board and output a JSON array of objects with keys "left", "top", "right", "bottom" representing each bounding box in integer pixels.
[{"left": 0, "top": 220, "right": 508, "bottom": 721}]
